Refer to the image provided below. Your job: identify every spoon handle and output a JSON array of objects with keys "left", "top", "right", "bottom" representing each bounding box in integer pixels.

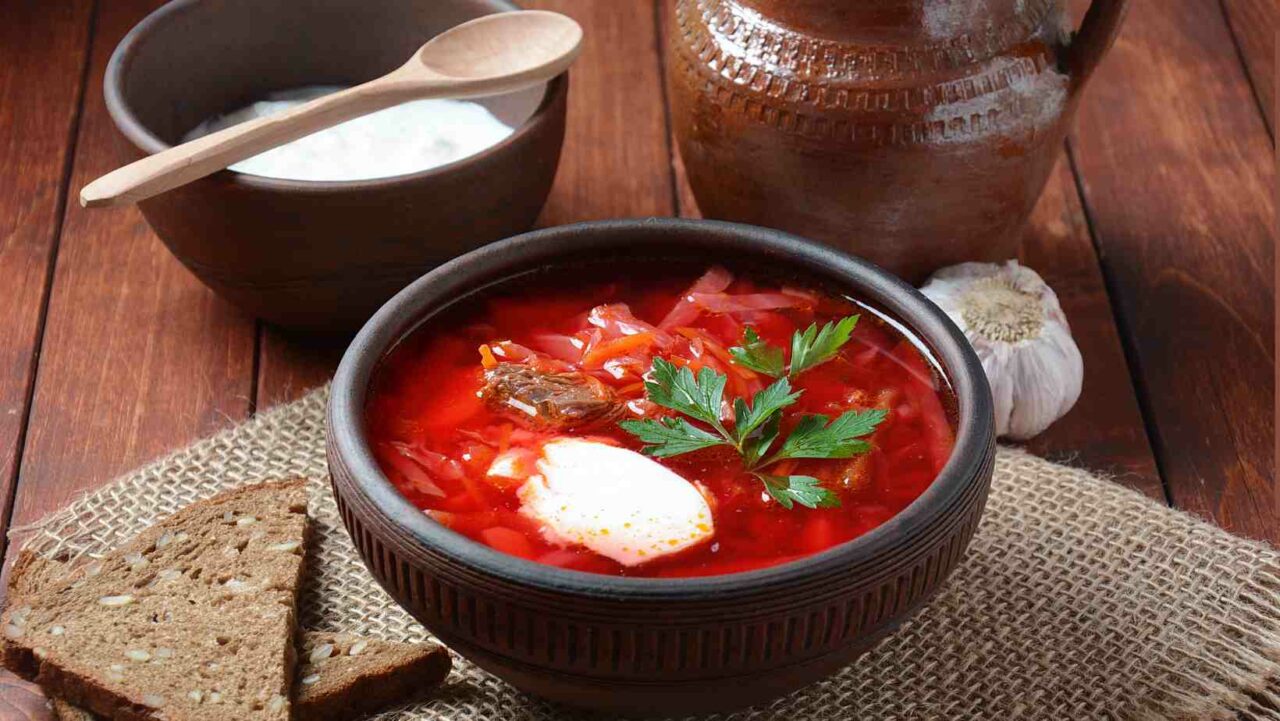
[{"left": 79, "top": 71, "right": 427, "bottom": 208}]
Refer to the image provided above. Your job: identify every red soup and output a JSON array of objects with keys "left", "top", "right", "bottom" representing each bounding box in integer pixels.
[{"left": 365, "top": 266, "right": 956, "bottom": 578}]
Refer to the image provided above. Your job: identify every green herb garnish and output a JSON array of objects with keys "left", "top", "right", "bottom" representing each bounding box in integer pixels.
[
  {"left": 619, "top": 353, "right": 885, "bottom": 510},
  {"left": 729, "top": 315, "right": 860, "bottom": 379},
  {"left": 728, "top": 327, "right": 785, "bottom": 377},
  {"left": 756, "top": 474, "right": 842, "bottom": 510}
]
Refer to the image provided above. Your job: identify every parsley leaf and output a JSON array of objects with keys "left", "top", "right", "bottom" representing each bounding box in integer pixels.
[
  {"left": 731, "top": 377, "right": 800, "bottom": 443},
  {"left": 619, "top": 417, "right": 728, "bottom": 458},
  {"left": 729, "top": 316, "right": 860, "bottom": 379},
  {"left": 789, "top": 316, "right": 860, "bottom": 376},
  {"left": 755, "top": 474, "right": 842, "bottom": 510},
  {"left": 619, "top": 344, "right": 886, "bottom": 512},
  {"left": 644, "top": 357, "right": 727, "bottom": 433},
  {"left": 741, "top": 411, "right": 781, "bottom": 467},
  {"left": 728, "top": 327, "right": 785, "bottom": 377},
  {"left": 767, "top": 409, "right": 888, "bottom": 463}
]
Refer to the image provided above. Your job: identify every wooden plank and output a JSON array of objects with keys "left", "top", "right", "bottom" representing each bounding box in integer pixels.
[
  {"left": 0, "top": 1, "right": 94, "bottom": 549},
  {"left": 255, "top": 329, "right": 343, "bottom": 410},
  {"left": 1070, "top": 0, "right": 1276, "bottom": 542},
  {"left": 1220, "top": 0, "right": 1275, "bottom": 134},
  {"left": 1016, "top": 156, "right": 1163, "bottom": 501},
  {"left": 522, "top": 0, "right": 675, "bottom": 224},
  {"left": 255, "top": 0, "right": 677, "bottom": 407},
  {"left": 7, "top": 0, "right": 257, "bottom": 531}
]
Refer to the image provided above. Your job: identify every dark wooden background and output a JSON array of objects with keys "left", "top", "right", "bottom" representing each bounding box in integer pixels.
[{"left": 0, "top": 0, "right": 1273, "bottom": 573}]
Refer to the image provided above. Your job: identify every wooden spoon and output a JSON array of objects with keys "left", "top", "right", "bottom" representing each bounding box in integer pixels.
[{"left": 80, "top": 10, "right": 583, "bottom": 208}]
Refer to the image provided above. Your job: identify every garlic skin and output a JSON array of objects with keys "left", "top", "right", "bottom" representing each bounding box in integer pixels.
[{"left": 920, "top": 261, "right": 1083, "bottom": 440}]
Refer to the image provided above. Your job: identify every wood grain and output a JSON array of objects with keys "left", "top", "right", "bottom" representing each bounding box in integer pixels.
[
  {"left": 523, "top": 0, "right": 675, "bottom": 223},
  {"left": 0, "top": 0, "right": 94, "bottom": 541},
  {"left": 255, "top": 0, "right": 678, "bottom": 408},
  {"left": 6, "top": 0, "right": 257, "bottom": 531},
  {"left": 255, "top": 328, "right": 344, "bottom": 410},
  {"left": 1016, "top": 156, "right": 1164, "bottom": 500},
  {"left": 1220, "top": 0, "right": 1275, "bottom": 134},
  {"left": 1069, "top": 0, "right": 1276, "bottom": 541}
]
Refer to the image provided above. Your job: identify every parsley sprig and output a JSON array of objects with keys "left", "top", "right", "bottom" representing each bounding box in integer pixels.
[
  {"left": 730, "top": 315, "right": 860, "bottom": 379},
  {"left": 619, "top": 322, "right": 886, "bottom": 510}
]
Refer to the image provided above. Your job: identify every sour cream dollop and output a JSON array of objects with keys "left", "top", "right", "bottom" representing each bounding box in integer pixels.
[
  {"left": 182, "top": 86, "right": 514, "bottom": 181},
  {"left": 515, "top": 439, "right": 715, "bottom": 566}
]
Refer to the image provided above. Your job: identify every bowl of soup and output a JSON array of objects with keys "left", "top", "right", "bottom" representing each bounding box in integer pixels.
[
  {"left": 104, "top": 0, "right": 566, "bottom": 333},
  {"left": 327, "top": 219, "right": 995, "bottom": 714}
]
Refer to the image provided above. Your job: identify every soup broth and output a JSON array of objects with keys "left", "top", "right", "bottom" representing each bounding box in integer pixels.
[{"left": 365, "top": 266, "right": 956, "bottom": 578}]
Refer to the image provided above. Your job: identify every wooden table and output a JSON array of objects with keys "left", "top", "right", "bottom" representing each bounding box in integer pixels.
[{"left": 0, "top": 0, "right": 1274, "bottom": 572}]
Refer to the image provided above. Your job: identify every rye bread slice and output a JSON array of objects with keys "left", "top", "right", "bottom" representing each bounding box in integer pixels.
[
  {"left": 9, "top": 511, "right": 451, "bottom": 721},
  {"left": 294, "top": 632, "right": 450, "bottom": 721},
  {"left": 50, "top": 633, "right": 451, "bottom": 721},
  {"left": 1, "top": 479, "right": 310, "bottom": 721}
]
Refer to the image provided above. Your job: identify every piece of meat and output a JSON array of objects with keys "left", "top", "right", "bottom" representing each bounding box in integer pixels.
[{"left": 480, "top": 363, "right": 622, "bottom": 430}]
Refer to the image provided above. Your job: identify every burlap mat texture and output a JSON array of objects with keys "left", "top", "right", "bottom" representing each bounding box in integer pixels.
[{"left": 10, "top": 388, "right": 1279, "bottom": 720}]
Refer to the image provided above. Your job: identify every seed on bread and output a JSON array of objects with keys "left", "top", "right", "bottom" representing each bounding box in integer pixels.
[
  {"left": 97, "top": 595, "right": 133, "bottom": 606},
  {"left": 307, "top": 643, "right": 333, "bottom": 663}
]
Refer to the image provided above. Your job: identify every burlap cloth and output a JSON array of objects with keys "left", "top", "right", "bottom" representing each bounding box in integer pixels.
[{"left": 9, "top": 388, "right": 1279, "bottom": 720}]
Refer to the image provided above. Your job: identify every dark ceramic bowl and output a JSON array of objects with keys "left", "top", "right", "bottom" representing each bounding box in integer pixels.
[
  {"left": 327, "top": 219, "right": 995, "bottom": 715},
  {"left": 104, "top": 0, "right": 567, "bottom": 334}
]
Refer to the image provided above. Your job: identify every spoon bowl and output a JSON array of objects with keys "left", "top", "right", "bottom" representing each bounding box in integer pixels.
[{"left": 413, "top": 10, "right": 583, "bottom": 84}]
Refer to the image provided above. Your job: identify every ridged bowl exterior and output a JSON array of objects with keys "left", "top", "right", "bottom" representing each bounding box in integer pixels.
[{"left": 327, "top": 220, "right": 996, "bottom": 714}]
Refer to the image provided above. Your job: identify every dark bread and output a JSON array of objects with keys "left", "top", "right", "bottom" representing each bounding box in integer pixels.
[
  {"left": 1, "top": 479, "right": 310, "bottom": 721},
  {"left": 294, "top": 632, "right": 450, "bottom": 721},
  {"left": 48, "top": 632, "right": 451, "bottom": 721},
  {"left": 7, "top": 487, "right": 451, "bottom": 721}
]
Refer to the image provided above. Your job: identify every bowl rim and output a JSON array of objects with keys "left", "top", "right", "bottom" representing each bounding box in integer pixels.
[
  {"left": 329, "top": 218, "right": 994, "bottom": 600},
  {"left": 102, "top": 0, "right": 564, "bottom": 193}
]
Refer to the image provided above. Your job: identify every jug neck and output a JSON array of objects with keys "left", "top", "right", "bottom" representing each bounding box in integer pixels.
[{"left": 731, "top": 0, "right": 1031, "bottom": 45}]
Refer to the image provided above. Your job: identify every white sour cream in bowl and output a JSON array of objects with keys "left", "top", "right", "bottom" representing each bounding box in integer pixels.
[{"left": 183, "top": 86, "right": 515, "bottom": 182}]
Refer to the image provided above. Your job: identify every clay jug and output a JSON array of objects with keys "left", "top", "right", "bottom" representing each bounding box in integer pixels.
[{"left": 667, "top": 0, "right": 1129, "bottom": 282}]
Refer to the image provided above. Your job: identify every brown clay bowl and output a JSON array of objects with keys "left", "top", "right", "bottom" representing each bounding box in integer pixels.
[
  {"left": 327, "top": 219, "right": 996, "bottom": 715},
  {"left": 103, "top": 0, "right": 567, "bottom": 334}
]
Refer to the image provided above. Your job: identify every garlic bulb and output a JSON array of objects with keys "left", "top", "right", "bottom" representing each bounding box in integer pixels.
[{"left": 919, "top": 261, "right": 1082, "bottom": 440}]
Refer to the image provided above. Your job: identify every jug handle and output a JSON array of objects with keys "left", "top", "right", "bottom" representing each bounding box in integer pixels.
[{"left": 1065, "top": 0, "right": 1131, "bottom": 93}]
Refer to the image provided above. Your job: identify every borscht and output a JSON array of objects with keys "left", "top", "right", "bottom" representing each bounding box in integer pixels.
[{"left": 365, "top": 266, "right": 955, "bottom": 577}]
